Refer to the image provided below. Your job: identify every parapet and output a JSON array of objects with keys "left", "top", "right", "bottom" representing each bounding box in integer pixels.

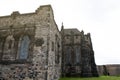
[
  {"left": 11, "top": 11, "right": 20, "bottom": 16},
  {"left": 35, "top": 4, "right": 52, "bottom": 13},
  {"left": 11, "top": 11, "right": 20, "bottom": 19}
]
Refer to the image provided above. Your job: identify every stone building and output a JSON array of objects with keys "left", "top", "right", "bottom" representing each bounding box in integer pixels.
[
  {"left": 61, "top": 25, "right": 98, "bottom": 77},
  {"left": 0, "top": 4, "right": 98, "bottom": 80},
  {"left": 97, "top": 65, "right": 120, "bottom": 76},
  {"left": 0, "top": 5, "right": 61, "bottom": 80}
]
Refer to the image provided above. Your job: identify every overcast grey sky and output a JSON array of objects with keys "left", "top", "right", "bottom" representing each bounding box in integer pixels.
[{"left": 0, "top": 0, "right": 120, "bottom": 65}]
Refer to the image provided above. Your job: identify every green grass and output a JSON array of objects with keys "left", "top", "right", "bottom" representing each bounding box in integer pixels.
[{"left": 59, "top": 76, "right": 120, "bottom": 80}]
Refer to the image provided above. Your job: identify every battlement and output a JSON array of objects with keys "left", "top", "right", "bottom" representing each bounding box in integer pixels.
[
  {"left": 0, "top": 4, "right": 52, "bottom": 18},
  {"left": 0, "top": 4, "right": 55, "bottom": 29}
]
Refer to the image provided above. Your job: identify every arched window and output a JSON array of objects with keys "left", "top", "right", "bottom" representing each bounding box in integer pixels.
[
  {"left": 65, "top": 47, "right": 71, "bottom": 65},
  {"left": 75, "top": 46, "right": 80, "bottom": 65},
  {"left": 2, "top": 35, "right": 15, "bottom": 60},
  {"left": 19, "top": 35, "right": 30, "bottom": 59}
]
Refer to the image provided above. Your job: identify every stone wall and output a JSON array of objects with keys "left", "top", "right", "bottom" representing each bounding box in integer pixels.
[
  {"left": 61, "top": 27, "right": 98, "bottom": 77},
  {"left": 97, "top": 65, "right": 120, "bottom": 76},
  {"left": 0, "top": 5, "right": 61, "bottom": 80},
  {"left": 0, "top": 4, "right": 98, "bottom": 79}
]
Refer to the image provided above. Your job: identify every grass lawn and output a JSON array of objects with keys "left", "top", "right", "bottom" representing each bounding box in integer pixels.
[{"left": 59, "top": 76, "right": 120, "bottom": 80}]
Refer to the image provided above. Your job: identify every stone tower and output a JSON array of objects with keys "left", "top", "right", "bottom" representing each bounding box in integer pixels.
[{"left": 61, "top": 24, "right": 98, "bottom": 77}]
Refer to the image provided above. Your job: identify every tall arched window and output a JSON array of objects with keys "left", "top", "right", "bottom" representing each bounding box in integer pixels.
[
  {"left": 65, "top": 47, "right": 71, "bottom": 65},
  {"left": 75, "top": 46, "right": 80, "bottom": 65},
  {"left": 2, "top": 35, "right": 15, "bottom": 60},
  {"left": 19, "top": 35, "right": 30, "bottom": 59}
]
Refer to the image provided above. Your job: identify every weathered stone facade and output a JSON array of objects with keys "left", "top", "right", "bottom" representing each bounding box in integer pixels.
[
  {"left": 61, "top": 25, "right": 98, "bottom": 77},
  {"left": 0, "top": 4, "right": 98, "bottom": 80},
  {"left": 0, "top": 5, "right": 61, "bottom": 80},
  {"left": 97, "top": 65, "right": 120, "bottom": 76}
]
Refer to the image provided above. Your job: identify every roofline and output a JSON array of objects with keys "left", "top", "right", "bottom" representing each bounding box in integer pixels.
[{"left": 0, "top": 4, "right": 52, "bottom": 18}]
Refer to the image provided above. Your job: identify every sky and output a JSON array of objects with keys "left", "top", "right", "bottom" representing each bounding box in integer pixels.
[{"left": 0, "top": 0, "right": 120, "bottom": 65}]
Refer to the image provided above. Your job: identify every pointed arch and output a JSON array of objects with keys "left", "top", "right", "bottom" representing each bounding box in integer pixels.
[
  {"left": 65, "top": 46, "right": 71, "bottom": 65},
  {"left": 19, "top": 35, "right": 30, "bottom": 59},
  {"left": 75, "top": 46, "right": 80, "bottom": 65},
  {"left": 2, "top": 35, "right": 15, "bottom": 60}
]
